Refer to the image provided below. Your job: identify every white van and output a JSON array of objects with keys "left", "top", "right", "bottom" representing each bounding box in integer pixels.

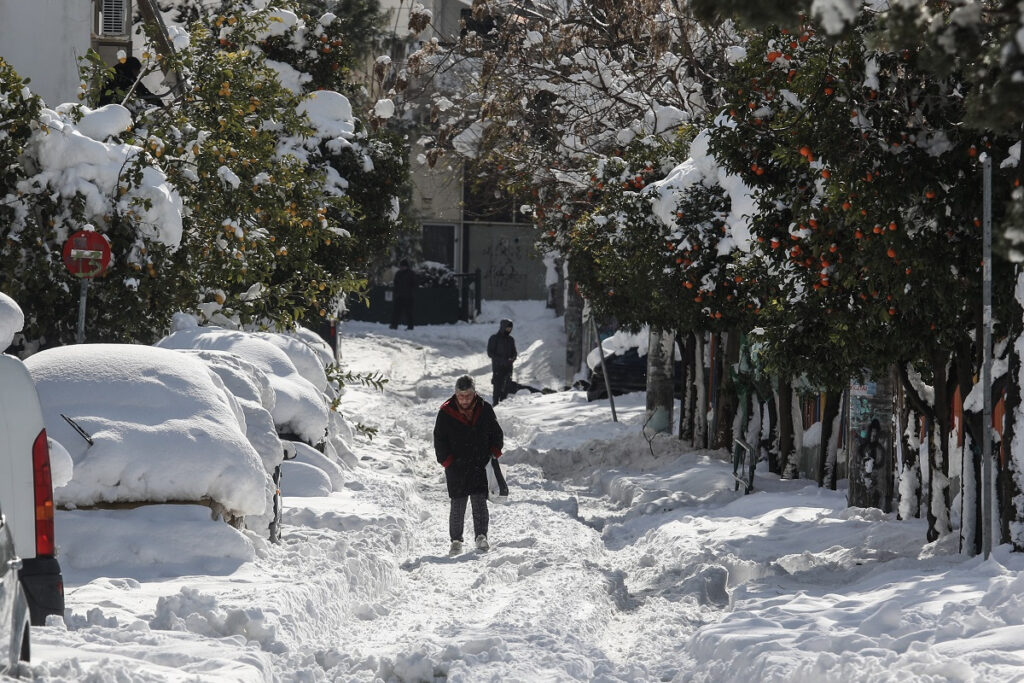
[{"left": 0, "top": 354, "right": 65, "bottom": 625}]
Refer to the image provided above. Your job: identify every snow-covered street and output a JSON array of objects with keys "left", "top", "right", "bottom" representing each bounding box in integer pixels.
[{"left": 24, "top": 302, "right": 1024, "bottom": 682}]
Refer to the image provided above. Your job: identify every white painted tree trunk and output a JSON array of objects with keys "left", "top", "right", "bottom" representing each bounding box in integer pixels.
[{"left": 645, "top": 327, "right": 676, "bottom": 434}]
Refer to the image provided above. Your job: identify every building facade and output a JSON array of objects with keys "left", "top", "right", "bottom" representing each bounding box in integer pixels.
[{"left": 380, "top": 0, "right": 548, "bottom": 301}]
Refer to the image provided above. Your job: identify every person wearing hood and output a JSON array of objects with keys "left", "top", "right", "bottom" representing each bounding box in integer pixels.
[
  {"left": 433, "top": 375, "right": 504, "bottom": 554},
  {"left": 486, "top": 319, "right": 517, "bottom": 404}
]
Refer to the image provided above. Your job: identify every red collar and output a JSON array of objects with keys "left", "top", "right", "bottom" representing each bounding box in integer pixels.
[{"left": 442, "top": 396, "right": 481, "bottom": 425}]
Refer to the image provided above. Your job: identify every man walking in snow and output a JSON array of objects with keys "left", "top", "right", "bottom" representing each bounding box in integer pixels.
[
  {"left": 486, "top": 319, "right": 517, "bottom": 404},
  {"left": 433, "top": 375, "right": 504, "bottom": 555}
]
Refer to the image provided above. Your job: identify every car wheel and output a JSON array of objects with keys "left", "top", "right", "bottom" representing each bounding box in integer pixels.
[{"left": 19, "top": 623, "right": 29, "bottom": 662}]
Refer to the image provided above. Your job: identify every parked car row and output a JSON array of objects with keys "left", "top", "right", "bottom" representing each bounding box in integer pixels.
[{"left": 0, "top": 295, "right": 349, "bottom": 677}]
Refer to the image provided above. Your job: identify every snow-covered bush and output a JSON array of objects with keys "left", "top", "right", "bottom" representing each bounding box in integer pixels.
[{"left": 416, "top": 260, "right": 457, "bottom": 288}]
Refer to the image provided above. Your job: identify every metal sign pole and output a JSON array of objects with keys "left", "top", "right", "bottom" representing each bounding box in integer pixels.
[
  {"left": 76, "top": 278, "right": 89, "bottom": 344},
  {"left": 982, "top": 154, "right": 993, "bottom": 560},
  {"left": 590, "top": 316, "right": 617, "bottom": 422}
]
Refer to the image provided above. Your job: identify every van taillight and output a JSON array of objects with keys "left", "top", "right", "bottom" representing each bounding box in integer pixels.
[{"left": 32, "top": 428, "right": 55, "bottom": 556}]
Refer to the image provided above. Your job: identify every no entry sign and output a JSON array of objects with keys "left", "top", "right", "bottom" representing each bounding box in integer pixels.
[{"left": 62, "top": 230, "right": 111, "bottom": 278}]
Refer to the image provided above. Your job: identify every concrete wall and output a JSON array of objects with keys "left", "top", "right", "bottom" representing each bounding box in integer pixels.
[
  {"left": 410, "top": 139, "right": 463, "bottom": 224},
  {"left": 0, "top": 0, "right": 92, "bottom": 107}
]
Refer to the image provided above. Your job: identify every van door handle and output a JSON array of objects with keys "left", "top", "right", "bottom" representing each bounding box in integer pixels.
[{"left": 7, "top": 558, "right": 22, "bottom": 571}]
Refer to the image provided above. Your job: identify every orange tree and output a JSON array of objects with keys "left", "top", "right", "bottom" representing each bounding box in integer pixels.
[
  {"left": 0, "top": 57, "right": 192, "bottom": 348},
  {"left": 709, "top": 17, "right": 1019, "bottom": 539},
  {"left": 115, "top": 4, "right": 409, "bottom": 330},
  {"left": 543, "top": 134, "right": 758, "bottom": 338},
  {"left": 544, "top": 132, "right": 763, "bottom": 446}
]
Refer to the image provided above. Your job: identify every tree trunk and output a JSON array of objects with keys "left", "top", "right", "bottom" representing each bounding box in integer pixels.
[
  {"left": 762, "top": 380, "right": 779, "bottom": 474},
  {"left": 679, "top": 331, "right": 695, "bottom": 442},
  {"left": 1002, "top": 336, "right": 1021, "bottom": 547},
  {"left": 880, "top": 366, "right": 898, "bottom": 514},
  {"left": 714, "top": 330, "right": 740, "bottom": 449},
  {"left": 777, "top": 379, "right": 796, "bottom": 478},
  {"left": 554, "top": 257, "right": 566, "bottom": 316},
  {"left": 817, "top": 390, "right": 841, "bottom": 489},
  {"left": 645, "top": 327, "right": 676, "bottom": 434},
  {"left": 954, "top": 336, "right": 984, "bottom": 555},
  {"left": 694, "top": 333, "right": 708, "bottom": 449},
  {"left": 895, "top": 388, "right": 920, "bottom": 520},
  {"left": 928, "top": 347, "right": 954, "bottom": 542},
  {"left": 563, "top": 279, "right": 583, "bottom": 389}
]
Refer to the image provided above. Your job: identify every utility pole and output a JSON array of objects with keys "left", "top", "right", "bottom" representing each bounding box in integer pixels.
[{"left": 982, "top": 154, "right": 993, "bottom": 560}]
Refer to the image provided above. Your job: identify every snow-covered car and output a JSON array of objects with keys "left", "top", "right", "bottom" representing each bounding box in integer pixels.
[
  {"left": 584, "top": 328, "right": 682, "bottom": 401},
  {"left": 24, "top": 344, "right": 278, "bottom": 540},
  {"left": 156, "top": 316, "right": 359, "bottom": 494},
  {"left": 0, "top": 295, "right": 65, "bottom": 626},
  {"left": 0, "top": 500, "right": 30, "bottom": 675}
]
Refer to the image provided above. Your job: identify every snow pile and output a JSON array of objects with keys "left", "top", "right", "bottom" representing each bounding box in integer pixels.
[
  {"left": 70, "top": 104, "right": 132, "bottom": 141},
  {"left": 58, "top": 506, "right": 255, "bottom": 581},
  {"left": 266, "top": 59, "right": 311, "bottom": 94},
  {"left": 0, "top": 291, "right": 24, "bottom": 350},
  {"left": 24, "top": 344, "right": 269, "bottom": 518},
  {"left": 587, "top": 326, "right": 650, "bottom": 370},
  {"left": 298, "top": 90, "right": 355, "bottom": 140}
]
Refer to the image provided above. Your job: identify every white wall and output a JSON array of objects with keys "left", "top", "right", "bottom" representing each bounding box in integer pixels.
[{"left": 0, "top": 0, "right": 92, "bottom": 107}]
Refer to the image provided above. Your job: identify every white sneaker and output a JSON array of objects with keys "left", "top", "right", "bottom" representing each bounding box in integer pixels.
[
  {"left": 475, "top": 534, "right": 489, "bottom": 551},
  {"left": 448, "top": 540, "right": 462, "bottom": 556}
]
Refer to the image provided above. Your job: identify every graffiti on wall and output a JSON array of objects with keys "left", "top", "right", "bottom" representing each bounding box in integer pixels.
[{"left": 483, "top": 237, "right": 528, "bottom": 296}]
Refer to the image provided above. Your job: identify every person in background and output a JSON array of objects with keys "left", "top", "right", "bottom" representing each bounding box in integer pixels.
[
  {"left": 98, "top": 56, "right": 163, "bottom": 111},
  {"left": 433, "top": 375, "right": 504, "bottom": 555},
  {"left": 390, "top": 259, "right": 416, "bottom": 330},
  {"left": 487, "top": 318, "right": 517, "bottom": 404}
]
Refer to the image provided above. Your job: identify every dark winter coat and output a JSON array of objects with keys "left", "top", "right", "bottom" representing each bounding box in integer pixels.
[
  {"left": 486, "top": 320, "right": 517, "bottom": 372},
  {"left": 433, "top": 394, "right": 503, "bottom": 498},
  {"left": 393, "top": 267, "right": 417, "bottom": 301}
]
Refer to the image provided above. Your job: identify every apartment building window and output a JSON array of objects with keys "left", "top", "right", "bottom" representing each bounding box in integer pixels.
[{"left": 422, "top": 224, "right": 456, "bottom": 268}]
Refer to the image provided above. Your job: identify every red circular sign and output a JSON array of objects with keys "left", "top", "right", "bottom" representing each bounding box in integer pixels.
[{"left": 62, "top": 230, "right": 111, "bottom": 278}]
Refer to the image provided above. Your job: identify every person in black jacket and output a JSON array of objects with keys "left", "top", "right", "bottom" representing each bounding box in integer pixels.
[
  {"left": 433, "top": 375, "right": 503, "bottom": 555},
  {"left": 98, "top": 57, "right": 163, "bottom": 112},
  {"left": 486, "top": 318, "right": 517, "bottom": 404},
  {"left": 390, "top": 260, "right": 416, "bottom": 330}
]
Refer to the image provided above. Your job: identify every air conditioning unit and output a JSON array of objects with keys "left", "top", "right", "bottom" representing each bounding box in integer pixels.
[{"left": 97, "top": 0, "right": 129, "bottom": 37}]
